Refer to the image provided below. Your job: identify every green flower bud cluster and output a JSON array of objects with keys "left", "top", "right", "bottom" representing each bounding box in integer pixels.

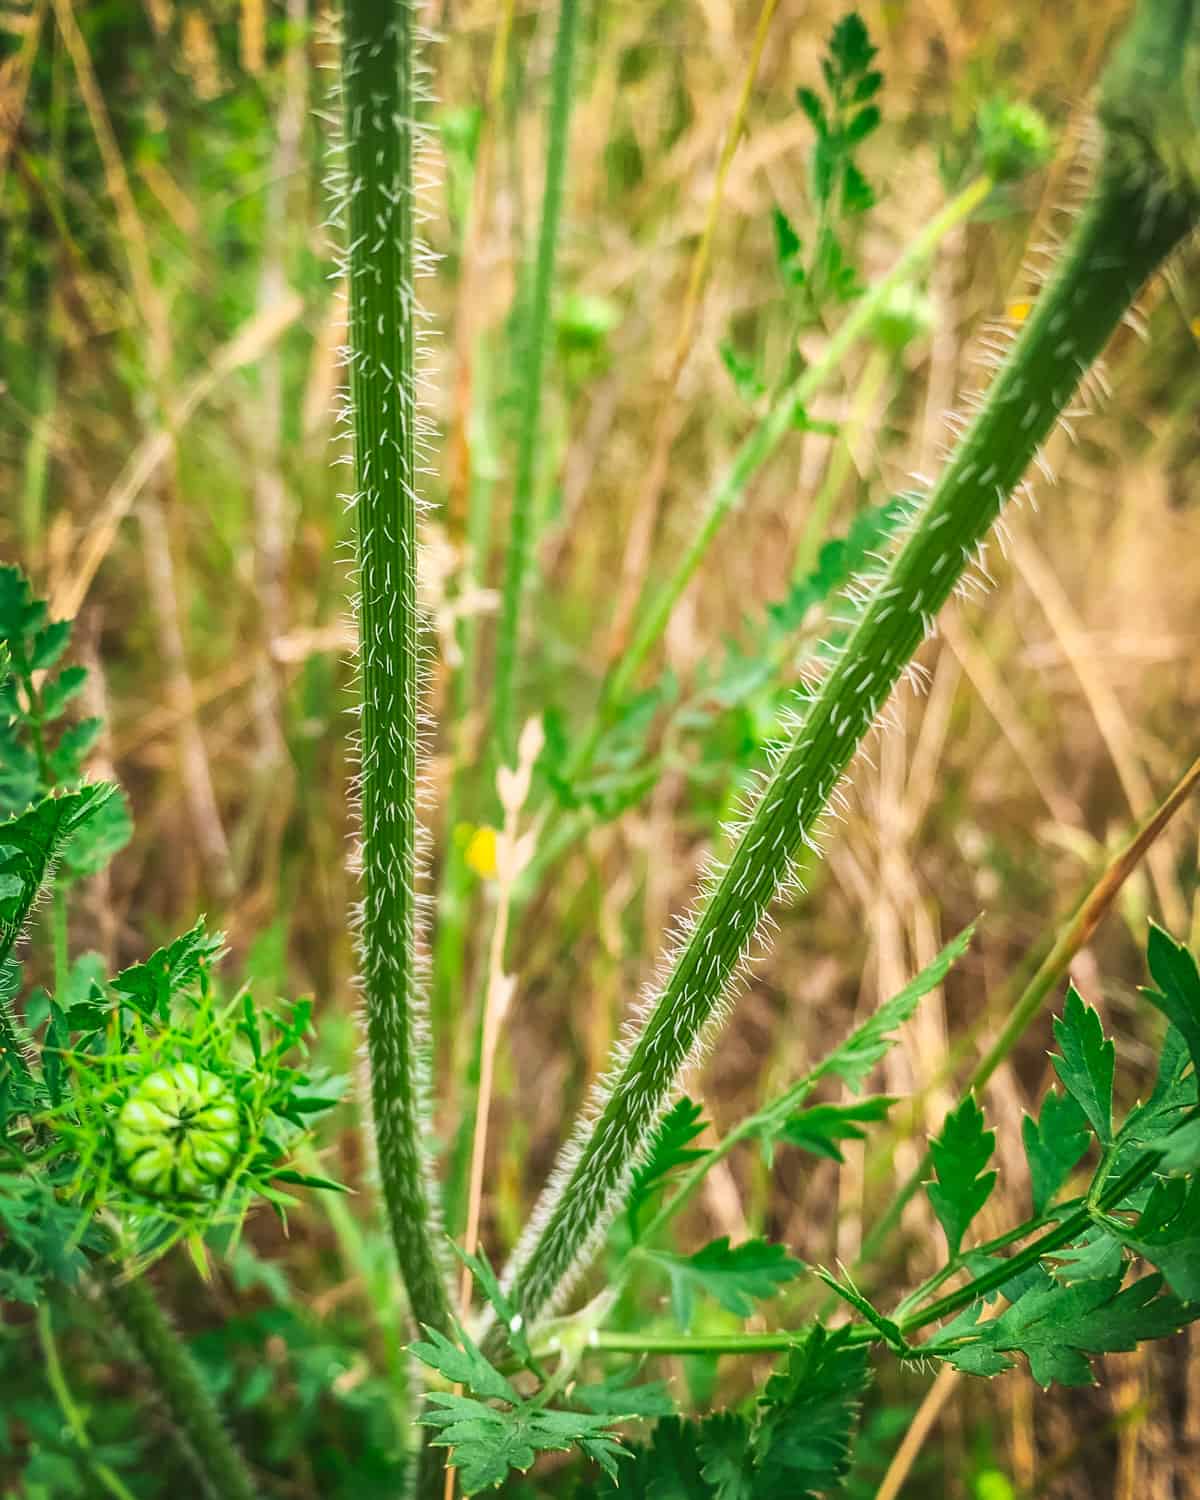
[{"left": 115, "top": 1063, "right": 240, "bottom": 1198}]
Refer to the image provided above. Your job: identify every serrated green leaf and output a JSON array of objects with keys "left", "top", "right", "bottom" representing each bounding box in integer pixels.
[
  {"left": 1022, "top": 1087, "right": 1091, "bottom": 1215},
  {"left": 29, "top": 621, "right": 71, "bottom": 673},
  {"left": 414, "top": 1326, "right": 629, "bottom": 1495},
  {"left": 0, "top": 787, "right": 115, "bottom": 961},
  {"left": 596, "top": 1416, "right": 710, "bottom": 1500},
  {"left": 572, "top": 1369, "right": 675, "bottom": 1419},
  {"left": 945, "top": 1269, "right": 1199, "bottom": 1387},
  {"left": 1143, "top": 923, "right": 1200, "bottom": 1082},
  {"left": 39, "top": 665, "right": 87, "bottom": 723},
  {"left": 626, "top": 1095, "right": 708, "bottom": 1238},
  {"left": 1110, "top": 1175, "right": 1200, "bottom": 1301},
  {"left": 1051, "top": 987, "right": 1115, "bottom": 1146},
  {"left": 451, "top": 1241, "right": 538, "bottom": 1371},
  {"left": 752, "top": 1323, "right": 870, "bottom": 1496},
  {"left": 926, "top": 1094, "right": 997, "bottom": 1256},
  {"left": 649, "top": 1236, "right": 804, "bottom": 1328},
  {"left": 61, "top": 784, "right": 132, "bottom": 880},
  {"left": 813, "top": 924, "right": 974, "bottom": 1092},
  {"left": 775, "top": 1096, "right": 894, "bottom": 1163},
  {"left": 829, "top": 13, "right": 876, "bottom": 79},
  {"left": 112, "top": 918, "right": 224, "bottom": 1021},
  {"left": 697, "top": 1411, "right": 754, "bottom": 1500},
  {"left": 1047, "top": 1226, "right": 1125, "bottom": 1285},
  {"left": 1159, "top": 1116, "right": 1200, "bottom": 1174},
  {"left": 409, "top": 1323, "right": 519, "bottom": 1405}
]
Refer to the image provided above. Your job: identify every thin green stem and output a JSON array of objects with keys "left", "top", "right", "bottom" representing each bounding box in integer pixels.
[
  {"left": 498, "top": 149, "right": 1198, "bottom": 1339},
  {"left": 38, "top": 1302, "right": 140, "bottom": 1500},
  {"left": 102, "top": 1270, "right": 257, "bottom": 1500},
  {"left": 791, "top": 344, "right": 891, "bottom": 580},
  {"left": 492, "top": 0, "right": 581, "bottom": 767},
  {"left": 572, "top": 172, "right": 993, "bottom": 779},
  {"left": 855, "top": 749, "right": 1200, "bottom": 1271},
  {"left": 902, "top": 1154, "right": 1159, "bottom": 1336},
  {"left": 342, "top": 0, "right": 452, "bottom": 1335}
]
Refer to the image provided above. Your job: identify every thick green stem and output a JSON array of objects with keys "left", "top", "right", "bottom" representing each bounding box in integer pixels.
[
  {"left": 103, "top": 1271, "right": 257, "bottom": 1500},
  {"left": 492, "top": 0, "right": 581, "bottom": 767},
  {"left": 342, "top": 0, "right": 452, "bottom": 1335},
  {"left": 498, "top": 148, "right": 1198, "bottom": 1335}
]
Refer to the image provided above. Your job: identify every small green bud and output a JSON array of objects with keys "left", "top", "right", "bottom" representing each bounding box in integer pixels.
[
  {"left": 977, "top": 97, "right": 1053, "bottom": 183},
  {"left": 870, "top": 282, "right": 934, "bottom": 355},
  {"left": 555, "top": 292, "right": 621, "bottom": 355},
  {"left": 116, "top": 1063, "right": 240, "bottom": 1197}
]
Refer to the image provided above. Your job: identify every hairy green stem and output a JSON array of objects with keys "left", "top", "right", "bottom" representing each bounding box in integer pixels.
[
  {"left": 498, "top": 111, "right": 1198, "bottom": 1336},
  {"left": 102, "top": 1271, "right": 257, "bottom": 1500},
  {"left": 492, "top": 0, "right": 581, "bottom": 767},
  {"left": 342, "top": 0, "right": 452, "bottom": 1335}
]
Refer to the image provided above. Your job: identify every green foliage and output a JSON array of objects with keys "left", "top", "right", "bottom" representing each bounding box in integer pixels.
[
  {"left": 6, "top": 3, "right": 1200, "bottom": 1496},
  {"left": 626, "top": 1095, "right": 709, "bottom": 1239},
  {"left": 1051, "top": 987, "right": 1116, "bottom": 1145},
  {"left": 608, "top": 1326, "right": 869, "bottom": 1500},
  {"left": 647, "top": 1236, "right": 805, "bottom": 1327},
  {"left": 926, "top": 1095, "right": 998, "bottom": 1256},
  {"left": 0, "top": 572, "right": 343, "bottom": 1291},
  {"left": 943, "top": 1270, "right": 1197, "bottom": 1386},
  {"left": 1143, "top": 920, "right": 1200, "bottom": 1078},
  {"left": 785, "top": 13, "right": 883, "bottom": 307},
  {"left": 773, "top": 1096, "right": 895, "bottom": 1163},
  {"left": 410, "top": 1323, "right": 629, "bottom": 1493},
  {"left": 1022, "top": 1088, "right": 1091, "bottom": 1216}
]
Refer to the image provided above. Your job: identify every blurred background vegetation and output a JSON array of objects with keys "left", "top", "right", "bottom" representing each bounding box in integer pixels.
[{"left": 1, "top": 0, "right": 1199, "bottom": 1495}]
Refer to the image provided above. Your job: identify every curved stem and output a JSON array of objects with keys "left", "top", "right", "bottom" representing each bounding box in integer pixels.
[
  {"left": 343, "top": 0, "right": 452, "bottom": 1335},
  {"left": 498, "top": 155, "right": 1198, "bottom": 1337}
]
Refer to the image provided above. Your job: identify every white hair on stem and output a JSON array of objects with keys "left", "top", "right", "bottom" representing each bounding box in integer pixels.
[{"left": 489, "top": 94, "right": 1200, "bottom": 1342}]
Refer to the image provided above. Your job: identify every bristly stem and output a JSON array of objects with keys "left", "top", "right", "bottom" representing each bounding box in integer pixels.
[
  {"left": 497, "top": 112, "right": 1199, "bottom": 1335},
  {"left": 103, "top": 1271, "right": 257, "bottom": 1500},
  {"left": 342, "top": 0, "right": 452, "bottom": 1335},
  {"left": 492, "top": 0, "right": 581, "bottom": 768}
]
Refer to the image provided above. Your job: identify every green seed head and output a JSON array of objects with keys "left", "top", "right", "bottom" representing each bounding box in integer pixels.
[
  {"left": 870, "top": 283, "right": 934, "bottom": 356},
  {"left": 977, "top": 97, "right": 1054, "bottom": 184},
  {"left": 115, "top": 1063, "right": 240, "bottom": 1198}
]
